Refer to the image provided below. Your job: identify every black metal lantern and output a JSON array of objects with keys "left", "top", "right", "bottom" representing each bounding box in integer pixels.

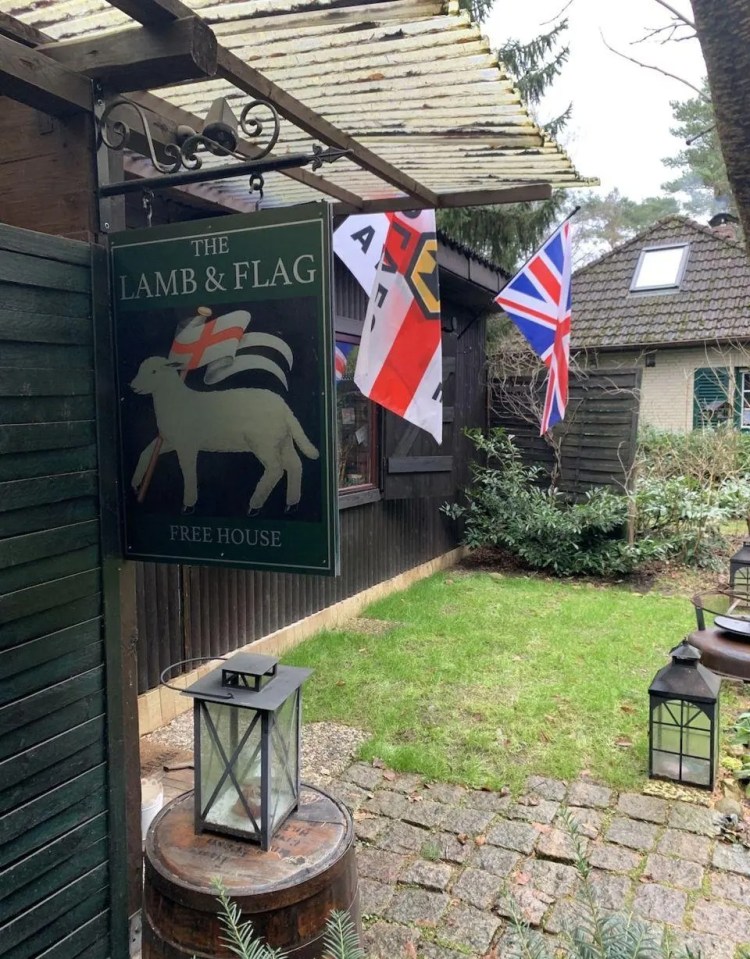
[
  {"left": 649, "top": 639, "right": 720, "bottom": 789},
  {"left": 183, "top": 653, "right": 311, "bottom": 849},
  {"left": 730, "top": 542, "right": 750, "bottom": 600}
]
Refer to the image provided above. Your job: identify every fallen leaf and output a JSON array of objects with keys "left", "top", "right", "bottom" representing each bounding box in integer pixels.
[
  {"left": 353, "top": 811, "right": 376, "bottom": 821},
  {"left": 500, "top": 786, "right": 511, "bottom": 797},
  {"left": 335, "top": 680, "right": 346, "bottom": 687},
  {"left": 382, "top": 770, "right": 397, "bottom": 781},
  {"left": 372, "top": 758, "right": 385, "bottom": 769},
  {"left": 481, "top": 948, "right": 499, "bottom": 959},
  {"left": 403, "top": 942, "right": 418, "bottom": 959},
  {"left": 514, "top": 871, "right": 531, "bottom": 885},
  {"left": 457, "top": 833, "right": 469, "bottom": 844},
  {"left": 475, "top": 835, "right": 486, "bottom": 846},
  {"left": 615, "top": 736, "right": 633, "bottom": 748},
  {"left": 620, "top": 703, "right": 636, "bottom": 714},
  {"left": 535, "top": 823, "right": 552, "bottom": 834},
  {"left": 366, "top": 72, "right": 386, "bottom": 80},
  {"left": 358, "top": 648, "right": 367, "bottom": 653}
]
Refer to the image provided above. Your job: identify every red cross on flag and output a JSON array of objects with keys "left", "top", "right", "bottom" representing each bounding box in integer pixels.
[
  {"left": 347, "top": 211, "right": 443, "bottom": 443},
  {"left": 169, "top": 308, "right": 293, "bottom": 389}
]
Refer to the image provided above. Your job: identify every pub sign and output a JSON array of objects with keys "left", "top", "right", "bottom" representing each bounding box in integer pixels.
[{"left": 111, "top": 203, "right": 339, "bottom": 575}]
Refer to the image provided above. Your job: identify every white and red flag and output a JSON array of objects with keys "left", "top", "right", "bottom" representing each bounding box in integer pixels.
[
  {"left": 334, "top": 211, "right": 442, "bottom": 443},
  {"left": 169, "top": 308, "right": 293, "bottom": 388}
]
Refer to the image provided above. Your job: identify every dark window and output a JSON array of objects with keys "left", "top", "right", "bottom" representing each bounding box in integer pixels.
[
  {"left": 693, "top": 367, "right": 730, "bottom": 429},
  {"left": 335, "top": 335, "right": 378, "bottom": 491}
]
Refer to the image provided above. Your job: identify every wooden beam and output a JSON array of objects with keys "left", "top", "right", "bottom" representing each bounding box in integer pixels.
[
  {"left": 101, "top": 0, "right": 192, "bottom": 27},
  {"left": 0, "top": 12, "right": 46, "bottom": 47},
  {"left": 333, "top": 182, "right": 553, "bottom": 215},
  {"left": 215, "top": 47, "right": 439, "bottom": 207},
  {"left": 0, "top": 33, "right": 91, "bottom": 117},
  {"left": 130, "top": 91, "right": 365, "bottom": 209},
  {"left": 40, "top": 17, "right": 217, "bottom": 92}
]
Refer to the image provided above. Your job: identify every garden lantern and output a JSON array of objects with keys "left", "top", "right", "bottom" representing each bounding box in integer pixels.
[
  {"left": 648, "top": 639, "right": 720, "bottom": 790},
  {"left": 183, "top": 652, "right": 311, "bottom": 849},
  {"left": 729, "top": 542, "right": 750, "bottom": 600}
]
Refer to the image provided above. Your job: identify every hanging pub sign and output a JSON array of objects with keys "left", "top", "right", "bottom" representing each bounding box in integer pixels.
[{"left": 111, "top": 203, "right": 339, "bottom": 575}]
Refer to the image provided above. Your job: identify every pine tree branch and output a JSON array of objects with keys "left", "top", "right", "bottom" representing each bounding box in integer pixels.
[{"left": 600, "top": 31, "right": 709, "bottom": 101}]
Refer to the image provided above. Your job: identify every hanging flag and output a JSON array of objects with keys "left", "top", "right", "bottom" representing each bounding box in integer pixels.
[
  {"left": 332, "top": 213, "right": 390, "bottom": 295},
  {"left": 169, "top": 307, "right": 293, "bottom": 389},
  {"left": 354, "top": 210, "right": 442, "bottom": 444},
  {"left": 495, "top": 219, "right": 572, "bottom": 435}
]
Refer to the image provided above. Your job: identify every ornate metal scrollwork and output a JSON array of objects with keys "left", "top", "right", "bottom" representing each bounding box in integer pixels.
[{"left": 96, "top": 96, "right": 282, "bottom": 174}]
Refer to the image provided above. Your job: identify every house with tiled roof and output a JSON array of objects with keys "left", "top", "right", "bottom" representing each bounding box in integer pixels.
[{"left": 571, "top": 215, "right": 750, "bottom": 432}]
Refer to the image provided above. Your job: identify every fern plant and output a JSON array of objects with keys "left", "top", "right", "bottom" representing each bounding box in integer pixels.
[
  {"left": 502, "top": 813, "right": 701, "bottom": 959},
  {"left": 210, "top": 878, "right": 363, "bottom": 959}
]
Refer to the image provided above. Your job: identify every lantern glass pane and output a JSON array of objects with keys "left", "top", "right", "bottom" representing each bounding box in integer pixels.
[
  {"left": 651, "top": 698, "right": 713, "bottom": 787},
  {"left": 733, "top": 567, "right": 750, "bottom": 601},
  {"left": 199, "top": 702, "right": 262, "bottom": 837},
  {"left": 269, "top": 691, "right": 299, "bottom": 832}
]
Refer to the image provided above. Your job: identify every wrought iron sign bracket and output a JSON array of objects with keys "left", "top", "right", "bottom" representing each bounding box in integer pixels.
[{"left": 94, "top": 94, "right": 349, "bottom": 216}]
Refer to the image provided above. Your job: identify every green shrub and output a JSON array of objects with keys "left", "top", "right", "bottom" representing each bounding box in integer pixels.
[
  {"left": 632, "top": 427, "right": 750, "bottom": 568},
  {"left": 443, "top": 430, "right": 651, "bottom": 576}
]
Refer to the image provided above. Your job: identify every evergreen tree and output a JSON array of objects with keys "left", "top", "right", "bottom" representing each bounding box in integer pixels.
[
  {"left": 572, "top": 188, "right": 680, "bottom": 264},
  {"left": 437, "top": 19, "right": 571, "bottom": 273},
  {"left": 661, "top": 80, "right": 733, "bottom": 217}
]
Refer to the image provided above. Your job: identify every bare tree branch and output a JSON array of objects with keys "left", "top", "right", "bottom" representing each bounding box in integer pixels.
[
  {"left": 600, "top": 30, "right": 709, "bottom": 101},
  {"left": 541, "top": 0, "right": 574, "bottom": 26},
  {"left": 652, "top": 0, "right": 696, "bottom": 30}
]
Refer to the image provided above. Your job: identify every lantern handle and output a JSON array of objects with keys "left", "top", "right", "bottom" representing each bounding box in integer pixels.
[{"left": 160, "top": 656, "right": 231, "bottom": 695}]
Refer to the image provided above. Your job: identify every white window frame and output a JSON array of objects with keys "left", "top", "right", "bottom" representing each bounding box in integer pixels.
[{"left": 630, "top": 244, "right": 690, "bottom": 293}]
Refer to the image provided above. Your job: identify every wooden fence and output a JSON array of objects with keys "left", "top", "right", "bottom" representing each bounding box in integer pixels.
[{"left": 489, "top": 367, "right": 642, "bottom": 495}]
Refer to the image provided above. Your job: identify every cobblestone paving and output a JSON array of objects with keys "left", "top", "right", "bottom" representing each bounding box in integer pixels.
[{"left": 321, "top": 764, "right": 750, "bottom": 959}]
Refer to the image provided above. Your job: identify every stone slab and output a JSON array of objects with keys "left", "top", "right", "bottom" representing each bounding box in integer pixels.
[
  {"left": 359, "top": 878, "right": 394, "bottom": 917},
  {"left": 442, "top": 806, "right": 495, "bottom": 837},
  {"left": 437, "top": 903, "right": 502, "bottom": 953},
  {"left": 386, "top": 888, "right": 450, "bottom": 926},
  {"left": 567, "top": 781, "right": 613, "bottom": 808},
  {"left": 469, "top": 844, "right": 522, "bottom": 878},
  {"left": 486, "top": 819, "right": 538, "bottom": 854},
  {"left": 616, "top": 793, "right": 670, "bottom": 824},
  {"left": 400, "top": 859, "right": 454, "bottom": 892},
  {"left": 691, "top": 898, "right": 750, "bottom": 941},
  {"left": 536, "top": 826, "right": 586, "bottom": 863},
  {"left": 668, "top": 801, "right": 721, "bottom": 837},
  {"left": 526, "top": 776, "right": 567, "bottom": 801},
  {"left": 363, "top": 921, "right": 420, "bottom": 958},
  {"left": 376, "top": 820, "right": 431, "bottom": 855},
  {"left": 451, "top": 867, "right": 504, "bottom": 910},
  {"left": 588, "top": 842, "right": 642, "bottom": 874},
  {"left": 657, "top": 828, "right": 713, "bottom": 864},
  {"left": 713, "top": 842, "right": 750, "bottom": 877},
  {"left": 357, "top": 848, "right": 408, "bottom": 884},
  {"left": 401, "top": 800, "right": 449, "bottom": 830},
  {"left": 633, "top": 883, "right": 687, "bottom": 925},
  {"left": 507, "top": 798, "right": 559, "bottom": 824},
  {"left": 710, "top": 869, "right": 750, "bottom": 908},
  {"left": 606, "top": 817, "right": 660, "bottom": 851},
  {"left": 643, "top": 853, "right": 704, "bottom": 890}
]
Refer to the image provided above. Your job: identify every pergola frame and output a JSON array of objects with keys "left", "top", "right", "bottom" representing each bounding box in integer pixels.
[{"left": 0, "top": 1, "right": 557, "bottom": 216}]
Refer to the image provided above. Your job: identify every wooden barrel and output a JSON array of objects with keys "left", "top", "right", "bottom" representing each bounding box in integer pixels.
[{"left": 143, "top": 785, "right": 360, "bottom": 959}]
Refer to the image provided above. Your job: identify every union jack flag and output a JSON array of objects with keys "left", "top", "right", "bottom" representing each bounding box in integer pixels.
[{"left": 495, "top": 220, "right": 572, "bottom": 435}]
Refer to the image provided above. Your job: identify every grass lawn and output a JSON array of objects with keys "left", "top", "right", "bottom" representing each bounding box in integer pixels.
[{"left": 285, "top": 571, "right": 735, "bottom": 793}]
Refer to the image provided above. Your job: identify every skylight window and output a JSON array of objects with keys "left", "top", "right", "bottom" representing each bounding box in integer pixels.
[{"left": 630, "top": 244, "right": 690, "bottom": 292}]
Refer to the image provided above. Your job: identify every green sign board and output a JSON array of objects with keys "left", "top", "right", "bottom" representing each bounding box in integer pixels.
[{"left": 111, "top": 203, "right": 339, "bottom": 575}]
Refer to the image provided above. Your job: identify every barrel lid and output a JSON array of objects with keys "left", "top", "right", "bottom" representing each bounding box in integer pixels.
[{"left": 146, "top": 785, "right": 353, "bottom": 908}]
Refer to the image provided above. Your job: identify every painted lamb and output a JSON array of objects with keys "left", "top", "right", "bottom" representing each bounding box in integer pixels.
[{"left": 130, "top": 356, "right": 319, "bottom": 514}]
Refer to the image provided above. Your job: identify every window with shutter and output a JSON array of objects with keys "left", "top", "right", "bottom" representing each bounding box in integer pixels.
[
  {"left": 692, "top": 367, "right": 730, "bottom": 429},
  {"left": 737, "top": 369, "right": 750, "bottom": 431}
]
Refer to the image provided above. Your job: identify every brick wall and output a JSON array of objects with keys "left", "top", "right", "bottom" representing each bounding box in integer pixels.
[{"left": 584, "top": 345, "right": 750, "bottom": 432}]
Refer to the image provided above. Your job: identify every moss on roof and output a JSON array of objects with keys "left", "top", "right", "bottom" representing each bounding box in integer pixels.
[{"left": 571, "top": 216, "right": 750, "bottom": 350}]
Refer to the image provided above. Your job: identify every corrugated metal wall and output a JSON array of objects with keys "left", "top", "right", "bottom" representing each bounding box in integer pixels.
[{"left": 135, "top": 272, "right": 487, "bottom": 694}]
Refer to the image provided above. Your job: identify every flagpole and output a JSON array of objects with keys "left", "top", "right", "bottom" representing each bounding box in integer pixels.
[{"left": 456, "top": 205, "right": 581, "bottom": 341}]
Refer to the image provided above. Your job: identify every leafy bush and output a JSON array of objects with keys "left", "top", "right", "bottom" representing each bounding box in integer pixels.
[
  {"left": 443, "top": 430, "right": 650, "bottom": 576},
  {"left": 505, "top": 813, "right": 700, "bottom": 958},
  {"left": 632, "top": 427, "right": 750, "bottom": 568}
]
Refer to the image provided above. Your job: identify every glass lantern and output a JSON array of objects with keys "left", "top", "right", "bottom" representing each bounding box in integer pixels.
[
  {"left": 730, "top": 542, "right": 750, "bottom": 601},
  {"left": 649, "top": 639, "right": 720, "bottom": 790},
  {"left": 183, "top": 652, "right": 311, "bottom": 849}
]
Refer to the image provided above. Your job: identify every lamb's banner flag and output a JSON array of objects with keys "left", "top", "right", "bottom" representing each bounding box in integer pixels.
[
  {"left": 333, "top": 211, "right": 442, "bottom": 443},
  {"left": 494, "top": 218, "right": 573, "bottom": 435}
]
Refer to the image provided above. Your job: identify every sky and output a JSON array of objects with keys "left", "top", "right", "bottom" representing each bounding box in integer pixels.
[{"left": 484, "top": 0, "right": 707, "bottom": 203}]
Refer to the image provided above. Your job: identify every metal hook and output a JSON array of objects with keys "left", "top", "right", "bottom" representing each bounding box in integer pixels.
[
  {"left": 249, "top": 173, "right": 264, "bottom": 211},
  {"left": 142, "top": 188, "right": 154, "bottom": 227}
]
